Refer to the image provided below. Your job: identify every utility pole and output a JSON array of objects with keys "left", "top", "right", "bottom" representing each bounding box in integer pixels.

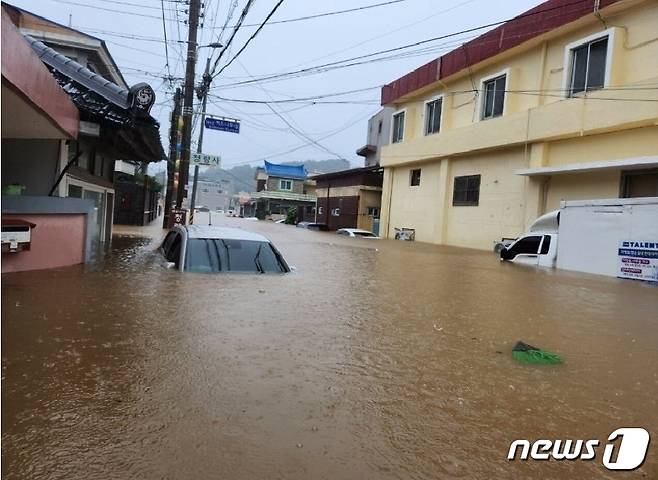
[
  {"left": 163, "top": 87, "right": 182, "bottom": 228},
  {"left": 176, "top": 0, "right": 201, "bottom": 209},
  {"left": 188, "top": 57, "right": 213, "bottom": 224}
]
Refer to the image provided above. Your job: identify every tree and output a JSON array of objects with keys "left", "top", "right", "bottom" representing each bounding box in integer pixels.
[{"left": 286, "top": 207, "right": 298, "bottom": 224}]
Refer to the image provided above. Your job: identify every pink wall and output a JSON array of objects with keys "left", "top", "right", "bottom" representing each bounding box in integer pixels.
[
  {"left": 2, "top": 214, "right": 85, "bottom": 273},
  {"left": 1, "top": 9, "right": 79, "bottom": 138}
]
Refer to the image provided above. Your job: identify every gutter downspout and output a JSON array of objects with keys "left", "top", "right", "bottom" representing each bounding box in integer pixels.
[{"left": 325, "top": 182, "right": 330, "bottom": 227}]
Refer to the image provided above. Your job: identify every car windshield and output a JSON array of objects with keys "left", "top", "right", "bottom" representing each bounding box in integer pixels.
[
  {"left": 185, "top": 238, "right": 288, "bottom": 273},
  {"left": 353, "top": 231, "right": 376, "bottom": 237}
]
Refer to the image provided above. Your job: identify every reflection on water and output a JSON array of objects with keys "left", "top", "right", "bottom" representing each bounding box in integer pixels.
[{"left": 3, "top": 216, "right": 657, "bottom": 479}]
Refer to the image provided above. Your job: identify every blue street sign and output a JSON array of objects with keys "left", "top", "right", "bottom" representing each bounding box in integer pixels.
[{"left": 205, "top": 117, "right": 240, "bottom": 134}]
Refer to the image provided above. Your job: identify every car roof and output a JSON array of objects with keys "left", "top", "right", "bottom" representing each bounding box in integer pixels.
[
  {"left": 338, "top": 228, "right": 374, "bottom": 234},
  {"left": 183, "top": 225, "right": 270, "bottom": 242}
]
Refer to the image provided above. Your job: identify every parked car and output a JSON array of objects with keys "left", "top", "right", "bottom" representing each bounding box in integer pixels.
[
  {"left": 160, "top": 225, "right": 290, "bottom": 273},
  {"left": 296, "top": 222, "right": 328, "bottom": 231},
  {"left": 336, "top": 228, "right": 379, "bottom": 238}
]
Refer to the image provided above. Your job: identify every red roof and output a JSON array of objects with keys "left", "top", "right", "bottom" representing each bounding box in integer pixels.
[{"left": 381, "top": 0, "right": 621, "bottom": 105}]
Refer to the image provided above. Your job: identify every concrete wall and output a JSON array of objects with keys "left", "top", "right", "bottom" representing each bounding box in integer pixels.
[
  {"left": 383, "top": 148, "right": 527, "bottom": 249},
  {"left": 378, "top": 0, "right": 658, "bottom": 250},
  {"left": 1, "top": 138, "right": 60, "bottom": 195},
  {"left": 1, "top": 213, "right": 86, "bottom": 272},
  {"left": 383, "top": 1, "right": 658, "bottom": 147},
  {"left": 266, "top": 176, "right": 304, "bottom": 195},
  {"left": 362, "top": 107, "right": 394, "bottom": 166}
]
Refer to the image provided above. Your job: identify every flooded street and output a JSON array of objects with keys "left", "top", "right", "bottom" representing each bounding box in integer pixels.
[{"left": 2, "top": 216, "right": 657, "bottom": 479}]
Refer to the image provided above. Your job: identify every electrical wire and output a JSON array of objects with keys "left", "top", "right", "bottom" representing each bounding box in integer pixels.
[
  {"left": 211, "top": 0, "right": 613, "bottom": 86},
  {"left": 215, "top": 0, "right": 409, "bottom": 28},
  {"left": 209, "top": 0, "right": 257, "bottom": 76},
  {"left": 48, "top": 0, "right": 182, "bottom": 21},
  {"left": 160, "top": 0, "right": 172, "bottom": 81},
  {"left": 213, "top": 0, "right": 286, "bottom": 78}
]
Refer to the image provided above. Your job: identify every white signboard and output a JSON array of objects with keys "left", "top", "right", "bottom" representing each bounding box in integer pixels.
[
  {"left": 617, "top": 241, "right": 658, "bottom": 283},
  {"left": 191, "top": 153, "right": 221, "bottom": 167}
]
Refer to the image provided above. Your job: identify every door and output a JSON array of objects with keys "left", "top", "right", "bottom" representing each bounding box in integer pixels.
[
  {"left": 83, "top": 189, "right": 104, "bottom": 260},
  {"left": 503, "top": 235, "right": 542, "bottom": 265}
]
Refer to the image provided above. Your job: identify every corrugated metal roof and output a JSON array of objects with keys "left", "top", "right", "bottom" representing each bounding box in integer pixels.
[{"left": 264, "top": 160, "right": 307, "bottom": 180}]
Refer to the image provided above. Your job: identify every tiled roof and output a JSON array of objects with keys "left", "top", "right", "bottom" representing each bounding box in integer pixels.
[
  {"left": 381, "top": 0, "right": 622, "bottom": 105},
  {"left": 25, "top": 36, "right": 165, "bottom": 162}
]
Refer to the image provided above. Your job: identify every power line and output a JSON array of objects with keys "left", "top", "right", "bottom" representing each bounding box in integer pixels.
[
  {"left": 160, "top": 0, "right": 172, "bottom": 81},
  {"left": 213, "top": 0, "right": 286, "bottom": 78},
  {"left": 72, "top": 0, "right": 180, "bottom": 12},
  {"left": 210, "top": 84, "right": 382, "bottom": 103},
  {"left": 48, "top": 0, "right": 183, "bottom": 21},
  {"left": 220, "top": 109, "right": 375, "bottom": 168},
  {"left": 209, "top": 96, "right": 379, "bottom": 105},
  {"left": 212, "top": 0, "right": 606, "bottom": 86},
  {"left": 216, "top": 0, "right": 409, "bottom": 28},
  {"left": 209, "top": 0, "right": 257, "bottom": 76}
]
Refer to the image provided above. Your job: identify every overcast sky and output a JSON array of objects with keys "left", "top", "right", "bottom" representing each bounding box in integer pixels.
[{"left": 13, "top": 0, "right": 540, "bottom": 172}]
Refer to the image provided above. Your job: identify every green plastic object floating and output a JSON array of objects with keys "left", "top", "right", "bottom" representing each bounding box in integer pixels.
[{"left": 512, "top": 341, "right": 563, "bottom": 365}]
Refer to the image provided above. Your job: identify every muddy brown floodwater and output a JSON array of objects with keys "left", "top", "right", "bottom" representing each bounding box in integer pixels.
[{"left": 2, "top": 215, "right": 657, "bottom": 479}]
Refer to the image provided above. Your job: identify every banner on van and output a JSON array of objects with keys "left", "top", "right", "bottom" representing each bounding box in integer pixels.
[{"left": 617, "top": 241, "right": 658, "bottom": 283}]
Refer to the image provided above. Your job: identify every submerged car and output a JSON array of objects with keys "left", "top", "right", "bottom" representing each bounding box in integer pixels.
[
  {"left": 160, "top": 225, "right": 290, "bottom": 273},
  {"left": 296, "top": 222, "right": 328, "bottom": 231},
  {"left": 336, "top": 228, "right": 379, "bottom": 238}
]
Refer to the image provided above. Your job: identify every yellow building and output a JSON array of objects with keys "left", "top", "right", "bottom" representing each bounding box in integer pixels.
[{"left": 379, "top": 0, "right": 658, "bottom": 250}]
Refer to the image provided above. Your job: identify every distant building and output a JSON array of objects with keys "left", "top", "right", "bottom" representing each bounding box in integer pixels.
[
  {"left": 356, "top": 107, "right": 394, "bottom": 167},
  {"left": 314, "top": 166, "right": 384, "bottom": 233},
  {"left": 250, "top": 161, "right": 316, "bottom": 222},
  {"left": 190, "top": 179, "right": 235, "bottom": 212}
]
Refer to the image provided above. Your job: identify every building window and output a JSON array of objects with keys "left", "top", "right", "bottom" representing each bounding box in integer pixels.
[
  {"left": 453, "top": 174, "right": 481, "bottom": 206},
  {"left": 425, "top": 98, "right": 442, "bottom": 135},
  {"left": 481, "top": 74, "right": 506, "bottom": 119},
  {"left": 392, "top": 111, "right": 405, "bottom": 143},
  {"left": 331, "top": 208, "right": 340, "bottom": 216},
  {"left": 367, "top": 207, "right": 380, "bottom": 217},
  {"left": 68, "top": 184, "right": 83, "bottom": 198},
  {"left": 568, "top": 36, "right": 608, "bottom": 96},
  {"left": 279, "top": 179, "right": 292, "bottom": 191},
  {"left": 377, "top": 120, "right": 383, "bottom": 134},
  {"left": 621, "top": 170, "right": 658, "bottom": 198},
  {"left": 409, "top": 169, "right": 421, "bottom": 187}
]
